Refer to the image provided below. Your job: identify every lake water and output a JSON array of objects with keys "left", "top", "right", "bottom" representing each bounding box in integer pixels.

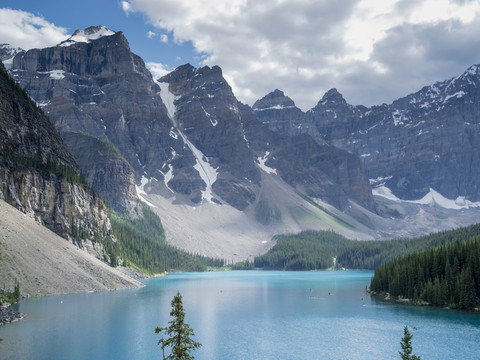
[{"left": 1, "top": 270, "right": 479, "bottom": 359}]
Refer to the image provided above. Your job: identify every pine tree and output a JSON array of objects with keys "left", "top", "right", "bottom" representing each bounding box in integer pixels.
[
  {"left": 155, "top": 292, "right": 202, "bottom": 360},
  {"left": 399, "top": 326, "right": 421, "bottom": 360}
]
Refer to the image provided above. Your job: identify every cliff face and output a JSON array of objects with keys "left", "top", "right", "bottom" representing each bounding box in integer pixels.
[
  {"left": 0, "top": 161, "right": 110, "bottom": 238},
  {"left": 159, "top": 64, "right": 374, "bottom": 211},
  {"left": 255, "top": 67, "right": 480, "bottom": 203},
  {"left": 159, "top": 64, "right": 261, "bottom": 210},
  {"left": 0, "top": 61, "right": 111, "bottom": 244},
  {"left": 9, "top": 26, "right": 196, "bottom": 209},
  {"left": 62, "top": 132, "right": 137, "bottom": 214},
  {"left": 9, "top": 26, "right": 375, "bottom": 213}
]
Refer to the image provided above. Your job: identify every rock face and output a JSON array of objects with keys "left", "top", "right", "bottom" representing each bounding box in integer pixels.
[
  {"left": 253, "top": 89, "right": 323, "bottom": 142},
  {"left": 9, "top": 27, "right": 375, "bottom": 213},
  {"left": 255, "top": 66, "right": 480, "bottom": 203},
  {"left": 0, "top": 61, "right": 111, "bottom": 240},
  {"left": 160, "top": 64, "right": 374, "bottom": 211},
  {"left": 9, "top": 26, "right": 195, "bottom": 208},
  {"left": 62, "top": 132, "right": 137, "bottom": 214},
  {"left": 159, "top": 64, "right": 261, "bottom": 210},
  {"left": 0, "top": 44, "right": 24, "bottom": 69}
]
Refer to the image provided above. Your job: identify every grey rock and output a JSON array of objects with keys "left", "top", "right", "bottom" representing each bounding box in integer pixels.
[
  {"left": 62, "top": 132, "right": 137, "bottom": 214},
  {"left": 8, "top": 26, "right": 376, "bottom": 213},
  {"left": 0, "top": 61, "right": 111, "bottom": 241},
  {"left": 255, "top": 66, "right": 480, "bottom": 204}
]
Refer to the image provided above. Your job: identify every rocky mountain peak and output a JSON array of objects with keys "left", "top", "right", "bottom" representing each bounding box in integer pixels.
[
  {"left": 252, "top": 89, "right": 296, "bottom": 111},
  {"left": 159, "top": 63, "right": 261, "bottom": 209},
  {"left": 317, "top": 88, "right": 347, "bottom": 107},
  {"left": 160, "top": 64, "right": 231, "bottom": 99},
  {"left": 11, "top": 26, "right": 140, "bottom": 79},
  {"left": 59, "top": 25, "right": 117, "bottom": 47},
  {"left": 0, "top": 44, "right": 24, "bottom": 69},
  {"left": 464, "top": 64, "right": 480, "bottom": 76}
]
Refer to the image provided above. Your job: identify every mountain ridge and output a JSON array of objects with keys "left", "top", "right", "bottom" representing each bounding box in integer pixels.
[
  {"left": 255, "top": 63, "right": 480, "bottom": 205},
  {"left": 5, "top": 25, "right": 480, "bottom": 261}
]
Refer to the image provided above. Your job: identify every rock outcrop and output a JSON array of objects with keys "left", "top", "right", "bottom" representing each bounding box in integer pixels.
[
  {"left": 62, "top": 132, "right": 137, "bottom": 214},
  {"left": 159, "top": 64, "right": 261, "bottom": 210},
  {"left": 0, "top": 61, "right": 111, "bottom": 243},
  {"left": 255, "top": 66, "right": 480, "bottom": 203},
  {"left": 8, "top": 26, "right": 375, "bottom": 213},
  {"left": 9, "top": 26, "right": 204, "bottom": 208},
  {"left": 307, "top": 68, "right": 480, "bottom": 201}
]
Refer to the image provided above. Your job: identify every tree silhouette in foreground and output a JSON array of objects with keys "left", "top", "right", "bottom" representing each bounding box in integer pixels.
[
  {"left": 155, "top": 291, "right": 202, "bottom": 360},
  {"left": 399, "top": 326, "right": 421, "bottom": 360}
]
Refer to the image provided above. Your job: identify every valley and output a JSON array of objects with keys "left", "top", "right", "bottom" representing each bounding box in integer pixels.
[{"left": 1, "top": 24, "right": 480, "bottom": 286}]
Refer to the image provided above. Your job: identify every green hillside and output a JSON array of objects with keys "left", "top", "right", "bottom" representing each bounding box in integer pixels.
[{"left": 254, "top": 224, "right": 480, "bottom": 270}]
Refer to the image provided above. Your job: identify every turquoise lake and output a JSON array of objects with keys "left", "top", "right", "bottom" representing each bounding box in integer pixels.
[{"left": 1, "top": 270, "right": 479, "bottom": 359}]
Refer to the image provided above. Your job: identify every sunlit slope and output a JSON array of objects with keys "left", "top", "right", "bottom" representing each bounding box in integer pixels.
[
  {"left": 0, "top": 200, "right": 142, "bottom": 295},
  {"left": 140, "top": 171, "right": 375, "bottom": 262}
]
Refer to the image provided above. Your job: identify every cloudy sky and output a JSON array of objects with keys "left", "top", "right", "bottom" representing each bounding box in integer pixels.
[{"left": 2, "top": 0, "right": 480, "bottom": 110}]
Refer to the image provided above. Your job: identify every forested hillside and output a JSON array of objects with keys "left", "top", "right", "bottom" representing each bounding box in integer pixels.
[
  {"left": 254, "top": 224, "right": 480, "bottom": 270},
  {"left": 370, "top": 238, "right": 480, "bottom": 309},
  {"left": 108, "top": 203, "right": 224, "bottom": 273}
]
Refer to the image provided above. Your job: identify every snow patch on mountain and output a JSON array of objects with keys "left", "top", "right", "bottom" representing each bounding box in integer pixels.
[
  {"left": 0, "top": 44, "right": 24, "bottom": 69},
  {"left": 192, "top": 146, "right": 218, "bottom": 203},
  {"left": 60, "top": 26, "right": 116, "bottom": 47},
  {"left": 159, "top": 81, "right": 218, "bottom": 203},
  {"left": 48, "top": 70, "right": 65, "bottom": 80},
  {"left": 255, "top": 105, "right": 295, "bottom": 111},
  {"left": 136, "top": 176, "right": 157, "bottom": 208},
  {"left": 443, "top": 91, "right": 465, "bottom": 103},
  {"left": 257, "top": 152, "right": 277, "bottom": 174},
  {"left": 157, "top": 82, "right": 178, "bottom": 124},
  {"left": 373, "top": 186, "right": 480, "bottom": 209},
  {"left": 163, "top": 164, "right": 174, "bottom": 192},
  {"left": 392, "top": 109, "right": 409, "bottom": 126}
]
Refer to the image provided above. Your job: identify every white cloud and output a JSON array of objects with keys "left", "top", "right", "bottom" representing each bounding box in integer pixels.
[
  {"left": 0, "top": 8, "right": 69, "bottom": 50},
  {"left": 147, "top": 30, "right": 157, "bottom": 39},
  {"left": 50, "top": 1, "right": 480, "bottom": 110},
  {"left": 121, "top": 1, "right": 132, "bottom": 14},
  {"left": 146, "top": 61, "right": 172, "bottom": 79},
  {"left": 160, "top": 34, "right": 168, "bottom": 43}
]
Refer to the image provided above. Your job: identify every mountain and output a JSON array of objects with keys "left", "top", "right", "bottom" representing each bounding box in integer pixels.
[
  {"left": 9, "top": 26, "right": 180, "bottom": 214},
  {"left": 253, "top": 89, "right": 322, "bottom": 141},
  {"left": 62, "top": 131, "right": 137, "bottom": 214},
  {"left": 7, "top": 26, "right": 378, "bottom": 259},
  {"left": 8, "top": 25, "right": 480, "bottom": 261},
  {"left": 0, "top": 44, "right": 24, "bottom": 69},
  {"left": 0, "top": 60, "right": 143, "bottom": 294},
  {"left": 255, "top": 67, "right": 480, "bottom": 205},
  {"left": 0, "top": 61, "right": 110, "bottom": 240}
]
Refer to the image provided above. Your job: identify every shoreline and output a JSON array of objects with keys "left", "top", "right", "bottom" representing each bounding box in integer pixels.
[
  {"left": 369, "top": 290, "right": 480, "bottom": 313},
  {"left": 0, "top": 305, "right": 24, "bottom": 326}
]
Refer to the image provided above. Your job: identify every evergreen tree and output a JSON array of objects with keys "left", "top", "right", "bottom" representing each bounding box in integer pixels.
[
  {"left": 13, "top": 279, "right": 20, "bottom": 302},
  {"left": 155, "top": 292, "right": 202, "bottom": 360},
  {"left": 399, "top": 326, "right": 421, "bottom": 360}
]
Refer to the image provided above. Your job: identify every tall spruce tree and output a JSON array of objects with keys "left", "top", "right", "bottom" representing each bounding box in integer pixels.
[
  {"left": 399, "top": 326, "right": 421, "bottom": 360},
  {"left": 155, "top": 292, "right": 202, "bottom": 360}
]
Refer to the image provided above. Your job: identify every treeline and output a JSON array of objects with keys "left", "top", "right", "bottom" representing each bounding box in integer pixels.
[
  {"left": 254, "top": 224, "right": 480, "bottom": 270},
  {"left": 0, "top": 280, "right": 20, "bottom": 305},
  {"left": 254, "top": 231, "right": 349, "bottom": 270},
  {"left": 107, "top": 203, "right": 224, "bottom": 274},
  {"left": 370, "top": 238, "right": 480, "bottom": 309},
  {"left": 0, "top": 149, "right": 90, "bottom": 188}
]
